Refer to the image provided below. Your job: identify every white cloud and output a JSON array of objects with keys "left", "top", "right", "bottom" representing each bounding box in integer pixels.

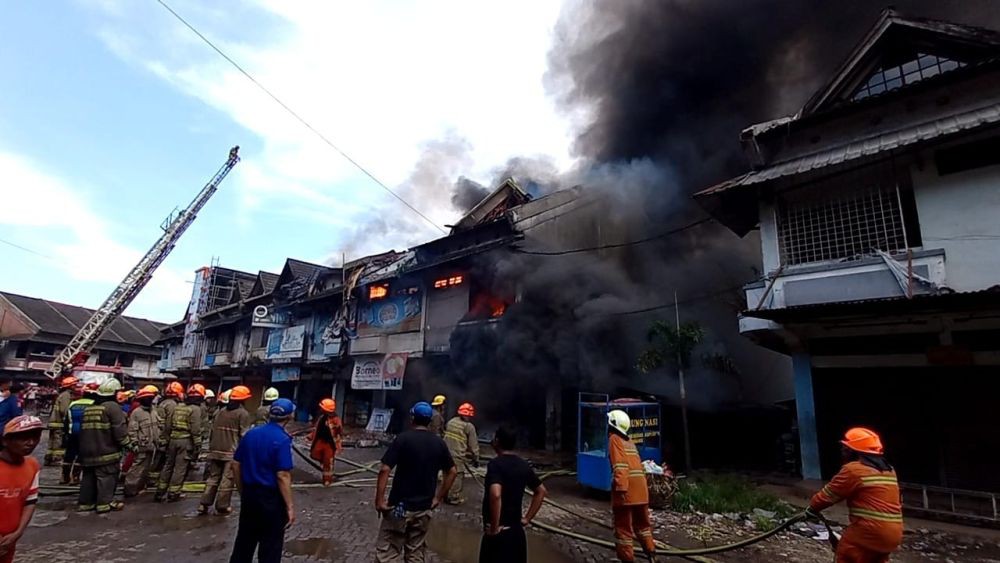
[
  {"left": 0, "top": 151, "right": 192, "bottom": 317},
  {"left": 86, "top": 0, "right": 574, "bottom": 242}
]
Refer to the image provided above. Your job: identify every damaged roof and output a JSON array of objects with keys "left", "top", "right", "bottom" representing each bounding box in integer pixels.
[
  {"left": 0, "top": 291, "right": 166, "bottom": 350},
  {"left": 451, "top": 178, "right": 530, "bottom": 233}
]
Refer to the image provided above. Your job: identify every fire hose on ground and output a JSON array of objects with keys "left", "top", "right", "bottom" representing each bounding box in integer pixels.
[{"left": 466, "top": 465, "right": 839, "bottom": 560}]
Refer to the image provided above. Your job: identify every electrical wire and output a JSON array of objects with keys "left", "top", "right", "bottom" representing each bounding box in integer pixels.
[
  {"left": 154, "top": 0, "right": 446, "bottom": 235},
  {"left": 514, "top": 217, "right": 713, "bottom": 256},
  {"left": 602, "top": 284, "right": 747, "bottom": 318},
  {"left": 0, "top": 237, "right": 55, "bottom": 260}
]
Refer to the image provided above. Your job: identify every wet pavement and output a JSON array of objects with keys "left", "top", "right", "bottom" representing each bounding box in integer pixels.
[
  {"left": 16, "top": 441, "right": 594, "bottom": 563},
  {"left": 16, "top": 434, "right": 1000, "bottom": 562}
]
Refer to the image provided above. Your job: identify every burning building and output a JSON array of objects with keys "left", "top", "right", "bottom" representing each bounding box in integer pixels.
[{"left": 695, "top": 8, "right": 1000, "bottom": 519}]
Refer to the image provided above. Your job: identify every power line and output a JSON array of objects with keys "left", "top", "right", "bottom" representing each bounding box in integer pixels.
[
  {"left": 605, "top": 284, "right": 745, "bottom": 317},
  {"left": 155, "top": 0, "right": 446, "bottom": 235},
  {"left": 514, "top": 217, "right": 713, "bottom": 256},
  {"left": 0, "top": 237, "right": 55, "bottom": 260}
]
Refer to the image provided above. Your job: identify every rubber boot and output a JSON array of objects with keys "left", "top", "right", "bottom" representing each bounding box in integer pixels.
[
  {"left": 167, "top": 492, "right": 184, "bottom": 503},
  {"left": 153, "top": 492, "right": 166, "bottom": 503}
]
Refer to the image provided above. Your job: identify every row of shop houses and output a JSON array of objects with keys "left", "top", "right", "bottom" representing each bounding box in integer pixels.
[{"left": 158, "top": 181, "right": 584, "bottom": 441}]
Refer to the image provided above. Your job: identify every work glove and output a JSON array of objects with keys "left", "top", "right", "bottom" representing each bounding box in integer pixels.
[{"left": 804, "top": 507, "right": 822, "bottom": 520}]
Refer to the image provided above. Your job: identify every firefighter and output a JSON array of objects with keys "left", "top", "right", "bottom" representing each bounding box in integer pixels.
[
  {"left": 155, "top": 383, "right": 204, "bottom": 502},
  {"left": 153, "top": 381, "right": 184, "bottom": 474},
  {"left": 123, "top": 385, "right": 160, "bottom": 497},
  {"left": 607, "top": 409, "right": 657, "bottom": 563},
  {"left": 429, "top": 394, "right": 446, "bottom": 436},
  {"left": 78, "top": 378, "right": 130, "bottom": 513},
  {"left": 443, "top": 402, "right": 479, "bottom": 505},
  {"left": 61, "top": 383, "right": 98, "bottom": 485},
  {"left": 199, "top": 385, "right": 252, "bottom": 515},
  {"left": 808, "top": 427, "right": 903, "bottom": 563},
  {"left": 254, "top": 387, "right": 279, "bottom": 427},
  {"left": 309, "top": 398, "right": 343, "bottom": 486},
  {"left": 44, "top": 375, "right": 77, "bottom": 466}
]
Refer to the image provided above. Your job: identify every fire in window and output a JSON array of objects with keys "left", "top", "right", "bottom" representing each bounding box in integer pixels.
[
  {"left": 433, "top": 275, "right": 464, "bottom": 289},
  {"left": 368, "top": 284, "right": 389, "bottom": 300}
]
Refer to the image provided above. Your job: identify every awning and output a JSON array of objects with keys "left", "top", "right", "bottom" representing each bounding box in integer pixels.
[{"left": 742, "top": 287, "right": 1000, "bottom": 323}]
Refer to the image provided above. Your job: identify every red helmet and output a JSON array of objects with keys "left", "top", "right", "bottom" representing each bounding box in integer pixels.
[
  {"left": 319, "top": 398, "right": 337, "bottom": 414},
  {"left": 229, "top": 385, "right": 252, "bottom": 401},
  {"left": 841, "top": 427, "right": 884, "bottom": 455},
  {"left": 187, "top": 383, "right": 206, "bottom": 398},
  {"left": 165, "top": 381, "right": 185, "bottom": 398},
  {"left": 457, "top": 402, "right": 475, "bottom": 417}
]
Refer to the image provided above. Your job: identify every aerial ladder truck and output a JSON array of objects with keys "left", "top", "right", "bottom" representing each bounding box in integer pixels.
[{"left": 43, "top": 146, "right": 240, "bottom": 380}]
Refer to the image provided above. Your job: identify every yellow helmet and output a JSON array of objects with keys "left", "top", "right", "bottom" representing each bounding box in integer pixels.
[
  {"left": 431, "top": 394, "right": 446, "bottom": 407},
  {"left": 608, "top": 409, "right": 631, "bottom": 435}
]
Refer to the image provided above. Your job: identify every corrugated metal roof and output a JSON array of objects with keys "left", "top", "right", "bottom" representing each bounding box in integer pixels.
[{"left": 699, "top": 102, "right": 1000, "bottom": 196}]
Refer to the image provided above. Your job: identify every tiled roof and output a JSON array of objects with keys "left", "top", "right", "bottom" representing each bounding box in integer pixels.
[
  {"left": 285, "top": 259, "right": 333, "bottom": 281},
  {"left": 0, "top": 291, "right": 167, "bottom": 346}
]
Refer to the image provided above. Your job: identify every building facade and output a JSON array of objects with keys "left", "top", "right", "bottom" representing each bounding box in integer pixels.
[{"left": 695, "top": 10, "right": 1000, "bottom": 500}]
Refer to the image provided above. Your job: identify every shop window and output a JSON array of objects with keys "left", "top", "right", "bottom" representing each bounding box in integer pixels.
[{"left": 14, "top": 341, "right": 29, "bottom": 359}]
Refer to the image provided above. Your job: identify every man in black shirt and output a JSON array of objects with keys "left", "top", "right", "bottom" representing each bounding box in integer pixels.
[
  {"left": 375, "top": 401, "right": 457, "bottom": 563},
  {"left": 479, "top": 426, "right": 547, "bottom": 563}
]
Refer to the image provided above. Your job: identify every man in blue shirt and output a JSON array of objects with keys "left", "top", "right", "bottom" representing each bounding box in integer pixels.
[{"left": 229, "top": 398, "right": 296, "bottom": 563}]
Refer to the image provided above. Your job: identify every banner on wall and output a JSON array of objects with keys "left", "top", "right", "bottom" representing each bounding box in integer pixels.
[
  {"left": 309, "top": 313, "right": 343, "bottom": 359},
  {"left": 266, "top": 325, "right": 305, "bottom": 360},
  {"left": 358, "top": 293, "right": 422, "bottom": 334},
  {"left": 351, "top": 353, "right": 409, "bottom": 390}
]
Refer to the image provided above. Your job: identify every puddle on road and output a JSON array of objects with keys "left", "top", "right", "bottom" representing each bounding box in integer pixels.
[
  {"left": 426, "top": 522, "right": 575, "bottom": 563},
  {"left": 284, "top": 537, "right": 342, "bottom": 560}
]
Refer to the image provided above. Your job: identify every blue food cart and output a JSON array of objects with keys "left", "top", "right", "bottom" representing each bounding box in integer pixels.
[{"left": 577, "top": 392, "right": 662, "bottom": 491}]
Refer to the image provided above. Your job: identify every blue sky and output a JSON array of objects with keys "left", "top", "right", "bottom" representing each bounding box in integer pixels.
[{"left": 0, "top": 0, "right": 571, "bottom": 323}]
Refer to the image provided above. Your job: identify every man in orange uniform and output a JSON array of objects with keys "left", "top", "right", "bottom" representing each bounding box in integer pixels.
[
  {"left": 809, "top": 427, "right": 903, "bottom": 563},
  {"left": 0, "top": 416, "right": 43, "bottom": 563},
  {"left": 607, "top": 409, "right": 657, "bottom": 563},
  {"left": 309, "top": 398, "right": 343, "bottom": 486}
]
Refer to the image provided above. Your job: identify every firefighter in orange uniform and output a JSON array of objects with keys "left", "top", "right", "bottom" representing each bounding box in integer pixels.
[
  {"left": 607, "top": 409, "right": 657, "bottom": 563},
  {"left": 809, "top": 427, "right": 903, "bottom": 563},
  {"left": 309, "top": 398, "right": 343, "bottom": 487}
]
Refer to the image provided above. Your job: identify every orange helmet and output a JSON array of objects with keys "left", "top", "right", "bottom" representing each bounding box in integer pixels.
[
  {"left": 457, "top": 402, "right": 475, "bottom": 417},
  {"left": 165, "top": 381, "right": 185, "bottom": 398},
  {"left": 136, "top": 385, "right": 159, "bottom": 399},
  {"left": 229, "top": 385, "right": 252, "bottom": 402},
  {"left": 60, "top": 376, "right": 79, "bottom": 389},
  {"left": 187, "top": 383, "right": 207, "bottom": 398},
  {"left": 841, "top": 427, "right": 884, "bottom": 455},
  {"left": 319, "top": 398, "right": 337, "bottom": 414}
]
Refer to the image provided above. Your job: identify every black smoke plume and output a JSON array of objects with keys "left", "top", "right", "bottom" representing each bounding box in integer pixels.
[{"left": 443, "top": 2, "right": 1000, "bottom": 430}]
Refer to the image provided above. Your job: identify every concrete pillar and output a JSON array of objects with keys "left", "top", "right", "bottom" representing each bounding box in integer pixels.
[{"left": 793, "top": 353, "right": 821, "bottom": 480}]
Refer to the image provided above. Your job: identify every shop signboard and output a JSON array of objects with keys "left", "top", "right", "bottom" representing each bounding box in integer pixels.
[
  {"left": 351, "top": 353, "right": 409, "bottom": 390},
  {"left": 252, "top": 305, "right": 291, "bottom": 328},
  {"left": 272, "top": 366, "right": 301, "bottom": 382},
  {"left": 266, "top": 325, "right": 305, "bottom": 360},
  {"left": 358, "top": 292, "right": 422, "bottom": 335}
]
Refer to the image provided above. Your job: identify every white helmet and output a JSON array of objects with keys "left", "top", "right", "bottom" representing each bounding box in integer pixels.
[
  {"left": 608, "top": 409, "right": 631, "bottom": 435},
  {"left": 204, "top": 389, "right": 216, "bottom": 399},
  {"left": 219, "top": 389, "right": 231, "bottom": 405}
]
